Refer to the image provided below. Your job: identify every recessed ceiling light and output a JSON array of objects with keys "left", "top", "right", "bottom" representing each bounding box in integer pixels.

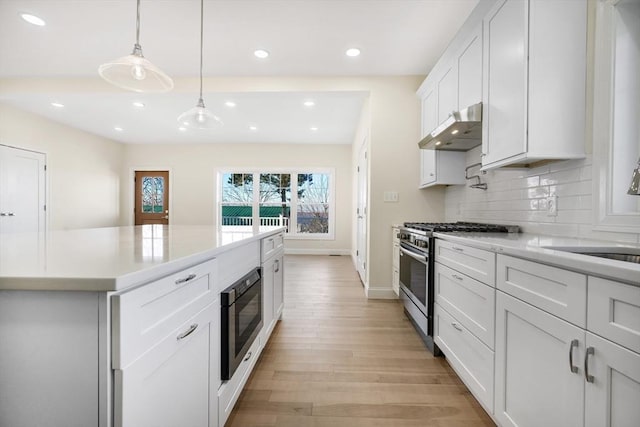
[
  {"left": 451, "top": 129, "right": 459, "bottom": 135},
  {"left": 179, "top": 127, "right": 187, "bottom": 131},
  {"left": 225, "top": 101, "right": 236, "bottom": 108},
  {"left": 435, "top": 141, "right": 442, "bottom": 146},
  {"left": 50, "top": 102, "right": 64, "bottom": 108},
  {"left": 114, "top": 127, "right": 123, "bottom": 132},
  {"left": 132, "top": 101, "right": 145, "bottom": 108},
  {"left": 345, "top": 48, "right": 361, "bottom": 57},
  {"left": 310, "top": 127, "right": 319, "bottom": 131},
  {"left": 20, "top": 13, "right": 46, "bottom": 26},
  {"left": 303, "top": 100, "right": 315, "bottom": 107},
  {"left": 249, "top": 125, "right": 258, "bottom": 131},
  {"left": 254, "top": 49, "right": 269, "bottom": 59}
]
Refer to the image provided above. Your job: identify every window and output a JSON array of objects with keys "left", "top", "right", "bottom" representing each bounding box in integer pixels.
[{"left": 218, "top": 169, "right": 334, "bottom": 239}]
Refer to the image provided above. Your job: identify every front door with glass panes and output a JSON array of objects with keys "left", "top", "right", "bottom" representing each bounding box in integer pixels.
[{"left": 135, "top": 171, "right": 169, "bottom": 225}]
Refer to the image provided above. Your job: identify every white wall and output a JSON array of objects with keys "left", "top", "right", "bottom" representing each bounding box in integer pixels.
[
  {"left": 0, "top": 103, "right": 124, "bottom": 230},
  {"left": 122, "top": 142, "right": 354, "bottom": 254}
]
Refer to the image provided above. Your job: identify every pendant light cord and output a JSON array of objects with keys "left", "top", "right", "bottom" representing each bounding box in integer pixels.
[
  {"left": 199, "top": 0, "right": 204, "bottom": 101},
  {"left": 135, "top": 0, "right": 141, "bottom": 48}
]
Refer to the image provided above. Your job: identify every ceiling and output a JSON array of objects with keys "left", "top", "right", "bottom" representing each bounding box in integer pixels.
[{"left": 0, "top": 0, "right": 479, "bottom": 145}]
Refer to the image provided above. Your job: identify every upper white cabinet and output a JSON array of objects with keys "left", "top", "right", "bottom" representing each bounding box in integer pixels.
[
  {"left": 437, "top": 65, "right": 458, "bottom": 124},
  {"left": 481, "top": 0, "right": 587, "bottom": 169},
  {"left": 419, "top": 84, "right": 466, "bottom": 188},
  {"left": 458, "top": 24, "right": 483, "bottom": 109}
]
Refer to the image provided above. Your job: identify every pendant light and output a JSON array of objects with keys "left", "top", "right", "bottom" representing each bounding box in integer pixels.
[
  {"left": 628, "top": 157, "right": 640, "bottom": 196},
  {"left": 177, "top": 0, "right": 223, "bottom": 129},
  {"left": 98, "top": 0, "right": 173, "bottom": 93}
]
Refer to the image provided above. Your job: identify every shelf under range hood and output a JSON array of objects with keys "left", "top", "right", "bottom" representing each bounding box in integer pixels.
[{"left": 418, "top": 103, "right": 482, "bottom": 151}]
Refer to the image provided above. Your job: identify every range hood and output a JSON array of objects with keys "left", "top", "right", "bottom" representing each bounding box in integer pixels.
[{"left": 418, "top": 103, "right": 482, "bottom": 151}]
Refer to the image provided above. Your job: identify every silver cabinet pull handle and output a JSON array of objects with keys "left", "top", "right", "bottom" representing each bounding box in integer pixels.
[
  {"left": 0, "top": 213, "right": 6, "bottom": 217},
  {"left": 452, "top": 274, "right": 463, "bottom": 281},
  {"left": 452, "top": 246, "right": 464, "bottom": 252},
  {"left": 243, "top": 351, "right": 252, "bottom": 362},
  {"left": 452, "top": 322, "right": 463, "bottom": 332},
  {"left": 6, "top": 212, "right": 15, "bottom": 216},
  {"left": 274, "top": 259, "right": 280, "bottom": 273},
  {"left": 585, "top": 347, "right": 595, "bottom": 383},
  {"left": 175, "top": 273, "right": 197, "bottom": 285},
  {"left": 569, "top": 339, "right": 579, "bottom": 373},
  {"left": 177, "top": 324, "right": 198, "bottom": 341}
]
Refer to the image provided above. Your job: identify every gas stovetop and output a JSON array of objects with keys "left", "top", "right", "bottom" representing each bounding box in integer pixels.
[{"left": 403, "top": 221, "right": 519, "bottom": 234}]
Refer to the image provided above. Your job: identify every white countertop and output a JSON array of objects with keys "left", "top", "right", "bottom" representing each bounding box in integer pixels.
[
  {"left": 433, "top": 232, "right": 640, "bottom": 286},
  {"left": 0, "top": 225, "right": 284, "bottom": 292}
]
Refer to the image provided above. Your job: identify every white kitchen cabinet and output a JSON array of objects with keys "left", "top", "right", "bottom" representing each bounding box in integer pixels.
[
  {"left": 585, "top": 332, "right": 640, "bottom": 427},
  {"left": 419, "top": 82, "right": 466, "bottom": 188},
  {"left": 481, "top": 0, "right": 587, "bottom": 169},
  {"left": 261, "top": 231, "right": 285, "bottom": 341},
  {"left": 115, "top": 302, "right": 218, "bottom": 427},
  {"left": 433, "top": 239, "right": 496, "bottom": 414},
  {"left": 495, "top": 291, "right": 585, "bottom": 427},
  {"left": 391, "top": 226, "right": 400, "bottom": 296},
  {"left": 437, "top": 65, "right": 458, "bottom": 124},
  {"left": 457, "top": 23, "right": 483, "bottom": 109}
]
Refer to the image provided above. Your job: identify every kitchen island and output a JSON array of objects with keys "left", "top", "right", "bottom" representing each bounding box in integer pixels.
[{"left": 0, "top": 225, "right": 285, "bottom": 427}]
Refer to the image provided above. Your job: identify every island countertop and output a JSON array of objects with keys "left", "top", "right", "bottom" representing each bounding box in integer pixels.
[{"left": 0, "top": 225, "right": 284, "bottom": 292}]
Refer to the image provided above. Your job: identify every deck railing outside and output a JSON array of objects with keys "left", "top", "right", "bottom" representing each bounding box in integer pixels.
[{"left": 221, "top": 216, "right": 289, "bottom": 231}]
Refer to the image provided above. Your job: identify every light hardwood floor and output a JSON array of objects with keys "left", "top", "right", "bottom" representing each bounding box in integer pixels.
[{"left": 226, "top": 255, "right": 495, "bottom": 427}]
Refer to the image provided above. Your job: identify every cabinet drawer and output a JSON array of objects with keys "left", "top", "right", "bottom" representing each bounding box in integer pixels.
[
  {"left": 434, "top": 303, "right": 494, "bottom": 413},
  {"left": 588, "top": 277, "right": 640, "bottom": 354},
  {"left": 435, "top": 239, "right": 496, "bottom": 285},
  {"left": 218, "top": 335, "right": 262, "bottom": 426},
  {"left": 112, "top": 258, "right": 217, "bottom": 369},
  {"left": 261, "top": 232, "right": 284, "bottom": 262},
  {"left": 435, "top": 262, "right": 495, "bottom": 349},
  {"left": 497, "top": 254, "right": 587, "bottom": 327}
]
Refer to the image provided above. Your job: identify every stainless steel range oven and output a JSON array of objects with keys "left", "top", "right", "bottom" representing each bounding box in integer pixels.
[
  {"left": 399, "top": 222, "right": 519, "bottom": 355},
  {"left": 221, "top": 268, "right": 263, "bottom": 381}
]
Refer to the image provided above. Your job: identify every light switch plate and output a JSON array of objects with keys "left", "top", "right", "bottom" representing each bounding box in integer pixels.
[{"left": 383, "top": 191, "right": 399, "bottom": 203}]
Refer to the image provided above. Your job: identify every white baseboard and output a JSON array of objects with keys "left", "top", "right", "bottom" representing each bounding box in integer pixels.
[
  {"left": 284, "top": 248, "right": 351, "bottom": 256},
  {"left": 365, "top": 286, "right": 398, "bottom": 299}
]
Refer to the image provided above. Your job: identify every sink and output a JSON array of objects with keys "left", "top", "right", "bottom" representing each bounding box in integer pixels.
[{"left": 542, "top": 246, "right": 640, "bottom": 264}]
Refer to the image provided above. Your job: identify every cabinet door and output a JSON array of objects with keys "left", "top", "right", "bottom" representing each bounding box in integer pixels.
[
  {"left": 273, "top": 254, "right": 284, "bottom": 320},
  {"left": 458, "top": 23, "right": 483, "bottom": 109},
  {"left": 262, "top": 257, "right": 275, "bottom": 337},
  {"left": 495, "top": 292, "right": 585, "bottom": 427},
  {"left": 437, "top": 65, "right": 458, "bottom": 124},
  {"left": 114, "top": 302, "right": 217, "bottom": 427},
  {"left": 422, "top": 87, "right": 438, "bottom": 137},
  {"left": 420, "top": 150, "right": 436, "bottom": 186},
  {"left": 585, "top": 332, "right": 640, "bottom": 427},
  {"left": 482, "top": 0, "right": 528, "bottom": 166}
]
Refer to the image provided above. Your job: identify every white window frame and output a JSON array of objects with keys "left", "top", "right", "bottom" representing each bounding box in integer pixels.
[
  {"left": 216, "top": 167, "right": 336, "bottom": 240},
  {"left": 592, "top": 0, "right": 640, "bottom": 233}
]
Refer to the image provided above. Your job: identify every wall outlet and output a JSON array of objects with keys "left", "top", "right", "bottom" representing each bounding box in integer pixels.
[
  {"left": 547, "top": 194, "right": 558, "bottom": 217},
  {"left": 383, "top": 191, "right": 399, "bottom": 203}
]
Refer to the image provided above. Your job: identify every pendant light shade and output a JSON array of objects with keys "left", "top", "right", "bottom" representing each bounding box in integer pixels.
[
  {"left": 98, "top": 0, "right": 173, "bottom": 93},
  {"left": 177, "top": 98, "right": 223, "bottom": 129},
  {"left": 628, "top": 157, "right": 640, "bottom": 196},
  {"left": 177, "top": 0, "right": 222, "bottom": 129}
]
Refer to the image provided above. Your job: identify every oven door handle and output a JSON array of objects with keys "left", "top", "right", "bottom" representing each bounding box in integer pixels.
[{"left": 399, "top": 246, "right": 428, "bottom": 265}]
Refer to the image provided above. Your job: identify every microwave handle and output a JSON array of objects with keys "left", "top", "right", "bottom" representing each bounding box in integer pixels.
[{"left": 399, "top": 246, "right": 428, "bottom": 265}]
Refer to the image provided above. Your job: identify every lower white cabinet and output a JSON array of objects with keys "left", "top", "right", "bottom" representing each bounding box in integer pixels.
[
  {"left": 261, "top": 231, "right": 285, "bottom": 341},
  {"left": 434, "top": 303, "right": 494, "bottom": 413},
  {"left": 585, "top": 332, "right": 640, "bottom": 427},
  {"left": 495, "top": 291, "right": 585, "bottom": 427},
  {"left": 392, "top": 226, "right": 400, "bottom": 296},
  {"left": 273, "top": 254, "right": 284, "bottom": 319},
  {"left": 114, "top": 302, "right": 219, "bottom": 427}
]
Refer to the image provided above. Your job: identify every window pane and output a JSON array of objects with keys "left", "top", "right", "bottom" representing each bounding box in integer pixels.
[
  {"left": 296, "top": 173, "right": 329, "bottom": 234},
  {"left": 221, "top": 204, "right": 253, "bottom": 228},
  {"left": 222, "top": 173, "right": 253, "bottom": 203},
  {"left": 142, "top": 177, "right": 164, "bottom": 213},
  {"left": 259, "top": 173, "right": 291, "bottom": 232}
]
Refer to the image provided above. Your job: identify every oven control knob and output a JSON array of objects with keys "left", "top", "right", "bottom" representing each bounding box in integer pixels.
[{"left": 418, "top": 240, "right": 428, "bottom": 248}]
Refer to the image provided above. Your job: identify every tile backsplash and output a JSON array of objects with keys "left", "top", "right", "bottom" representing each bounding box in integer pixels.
[{"left": 444, "top": 147, "right": 640, "bottom": 244}]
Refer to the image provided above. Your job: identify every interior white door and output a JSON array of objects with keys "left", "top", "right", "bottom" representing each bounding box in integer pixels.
[
  {"left": 356, "top": 140, "right": 368, "bottom": 284},
  {"left": 0, "top": 145, "right": 46, "bottom": 233}
]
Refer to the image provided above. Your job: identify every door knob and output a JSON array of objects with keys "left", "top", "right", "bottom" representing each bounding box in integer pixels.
[{"left": 162, "top": 215, "right": 169, "bottom": 219}]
